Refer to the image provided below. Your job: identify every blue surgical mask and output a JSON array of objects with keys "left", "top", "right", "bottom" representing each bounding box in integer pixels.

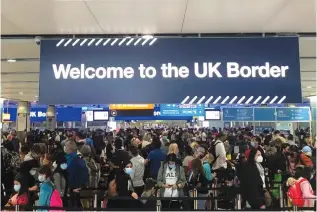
[
  {"left": 168, "top": 164, "right": 176, "bottom": 169},
  {"left": 125, "top": 168, "right": 133, "bottom": 175},
  {"left": 14, "top": 184, "right": 21, "bottom": 192},
  {"left": 60, "top": 163, "right": 68, "bottom": 170},
  {"left": 163, "top": 136, "right": 168, "bottom": 140}
]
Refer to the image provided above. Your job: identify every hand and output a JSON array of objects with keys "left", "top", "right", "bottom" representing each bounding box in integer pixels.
[
  {"left": 73, "top": 188, "right": 81, "bottom": 193},
  {"left": 260, "top": 205, "right": 266, "bottom": 209},
  {"left": 277, "top": 170, "right": 282, "bottom": 174},
  {"left": 172, "top": 184, "right": 178, "bottom": 189},
  {"left": 131, "top": 192, "right": 138, "bottom": 199},
  {"left": 163, "top": 184, "right": 171, "bottom": 188},
  {"left": 29, "top": 185, "right": 38, "bottom": 191}
]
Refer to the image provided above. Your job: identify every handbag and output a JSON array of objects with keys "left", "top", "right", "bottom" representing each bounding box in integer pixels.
[{"left": 264, "top": 189, "right": 272, "bottom": 208}]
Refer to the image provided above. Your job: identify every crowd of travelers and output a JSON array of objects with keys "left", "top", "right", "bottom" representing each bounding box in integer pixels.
[{"left": 1, "top": 126, "right": 316, "bottom": 211}]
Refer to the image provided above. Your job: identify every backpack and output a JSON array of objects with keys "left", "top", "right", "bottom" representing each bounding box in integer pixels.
[
  {"left": 209, "top": 141, "right": 221, "bottom": 165},
  {"left": 85, "top": 157, "right": 99, "bottom": 188},
  {"left": 48, "top": 182, "right": 63, "bottom": 212},
  {"left": 287, "top": 178, "right": 306, "bottom": 207}
]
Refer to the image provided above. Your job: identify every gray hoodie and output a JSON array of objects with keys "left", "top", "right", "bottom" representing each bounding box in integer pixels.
[{"left": 131, "top": 155, "right": 145, "bottom": 187}]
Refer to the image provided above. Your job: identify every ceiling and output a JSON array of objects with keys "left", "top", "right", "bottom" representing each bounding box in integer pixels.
[{"left": 1, "top": 0, "right": 316, "bottom": 103}]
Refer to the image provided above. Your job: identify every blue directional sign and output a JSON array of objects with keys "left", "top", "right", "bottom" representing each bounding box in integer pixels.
[
  {"left": 254, "top": 108, "right": 276, "bottom": 121},
  {"left": 160, "top": 104, "right": 205, "bottom": 116},
  {"left": 222, "top": 108, "right": 253, "bottom": 121},
  {"left": 276, "top": 107, "right": 310, "bottom": 121},
  {"left": 254, "top": 126, "right": 273, "bottom": 134}
]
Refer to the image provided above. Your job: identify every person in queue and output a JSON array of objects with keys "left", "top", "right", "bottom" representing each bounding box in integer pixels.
[
  {"left": 238, "top": 148, "right": 266, "bottom": 209},
  {"left": 145, "top": 137, "right": 166, "bottom": 180},
  {"left": 211, "top": 132, "right": 228, "bottom": 180},
  {"left": 300, "top": 146, "right": 314, "bottom": 168},
  {"left": 130, "top": 146, "right": 145, "bottom": 197},
  {"left": 182, "top": 145, "right": 195, "bottom": 175},
  {"left": 64, "top": 140, "right": 89, "bottom": 208},
  {"left": 294, "top": 166, "right": 316, "bottom": 207},
  {"left": 157, "top": 153, "right": 186, "bottom": 210},
  {"left": 4, "top": 174, "right": 29, "bottom": 209},
  {"left": 37, "top": 165, "right": 55, "bottom": 208},
  {"left": 52, "top": 152, "right": 68, "bottom": 206},
  {"left": 107, "top": 160, "right": 139, "bottom": 209},
  {"left": 110, "top": 137, "right": 131, "bottom": 176},
  {"left": 188, "top": 158, "right": 210, "bottom": 210}
]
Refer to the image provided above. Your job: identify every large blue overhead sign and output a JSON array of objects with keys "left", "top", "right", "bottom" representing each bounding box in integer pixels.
[
  {"left": 160, "top": 104, "right": 205, "bottom": 116},
  {"left": 39, "top": 37, "right": 301, "bottom": 104},
  {"left": 223, "top": 108, "right": 253, "bottom": 121},
  {"left": 276, "top": 107, "right": 310, "bottom": 121}
]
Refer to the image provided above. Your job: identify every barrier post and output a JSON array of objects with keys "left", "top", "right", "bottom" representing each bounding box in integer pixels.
[
  {"left": 279, "top": 184, "right": 284, "bottom": 208},
  {"left": 193, "top": 189, "right": 198, "bottom": 210},
  {"left": 93, "top": 192, "right": 98, "bottom": 208},
  {"left": 235, "top": 194, "right": 242, "bottom": 210},
  {"left": 213, "top": 178, "right": 218, "bottom": 210},
  {"left": 293, "top": 205, "right": 297, "bottom": 211},
  {"left": 15, "top": 204, "right": 19, "bottom": 212}
]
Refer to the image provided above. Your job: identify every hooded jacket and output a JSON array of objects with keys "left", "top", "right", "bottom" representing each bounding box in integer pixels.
[{"left": 130, "top": 155, "right": 145, "bottom": 187}]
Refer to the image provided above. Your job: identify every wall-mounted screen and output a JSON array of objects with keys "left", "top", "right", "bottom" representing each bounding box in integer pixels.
[
  {"left": 93, "top": 111, "right": 109, "bottom": 121},
  {"left": 86, "top": 111, "right": 94, "bottom": 121},
  {"left": 205, "top": 110, "right": 221, "bottom": 120}
]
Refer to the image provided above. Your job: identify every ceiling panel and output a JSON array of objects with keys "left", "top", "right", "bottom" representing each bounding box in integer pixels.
[
  {"left": 1, "top": 39, "right": 40, "bottom": 59},
  {"left": 300, "top": 59, "right": 316, "bottom": 71},
  {"left": 1, "top": 61, "right": 39, "bottom": 73},
  {"left": 299, "top": 37, "right": 316, "bottom": 57},
  {"left": 264, "top": 0, "right": 316, "bottom": 32},
  {"left": 1, "top": 0, "right": 102, "bottom": 35},
  {"left": 183, "top": 0, "right": 289, "bottom": 33},
  {"left": 1, "top": 73, "right": 39, "bottom": 82},
  {"left": 86, "top": 0, "right": 187, "bottom": 34}
]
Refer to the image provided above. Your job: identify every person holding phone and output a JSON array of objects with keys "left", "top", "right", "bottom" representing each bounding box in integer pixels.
[{"left": 157, "top": 153, "right": 186, "bottom": 210}]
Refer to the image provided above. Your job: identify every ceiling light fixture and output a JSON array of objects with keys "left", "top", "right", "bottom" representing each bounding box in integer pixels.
[
  {"left": 7, "top": 59, "right": 16, "bottom": 63},
  {"left": 19, "top": 92, "right": 23, "bottom": 95},
  {"left": 142, "top": 35, "right": 154, "bottom": 39},
  {"left": 307, "top": 86, "right": 312, "bottom": 88}
]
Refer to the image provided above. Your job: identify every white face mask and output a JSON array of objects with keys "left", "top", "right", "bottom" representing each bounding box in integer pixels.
[
  {"left": 29, "top": 169, "right": 36, "bottom": 176},
  {"left": 256, "top": 155, "right": 263, "bottom": 163},
  {"left": 38, "top": 174, "right": 45, "bottom": 182},
  {"left": 52, "top": 162, "right": 57, "bottom": 169}
]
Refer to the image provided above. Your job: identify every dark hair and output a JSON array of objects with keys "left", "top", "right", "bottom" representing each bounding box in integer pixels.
[
  {"left": 114, "top": 137, "right": 123, "bottom": 149},
  {"left": 152, "top": 137, "right": 161, "bottom": 149},
  {"left": 185, "top": 145, "right": 194, "bottom": 156},
  {"left": 20, "top": 145, "right": 30, "bottom": 155},
  {"left": 76, "top": 131, "right": 85, "bottom": 139},
  {"left": 248, "top": 148, "right": 258, "bottom": 164},
  {"left": 255, "top": 136, "right": 262, "bottom": 143},
  {"left": 191, "top": 158, "right": 205, "bottom": 176},
  {"left": 274, "top": 130, "right": 280, "bottom": 135},
  {"left": 288, "top": 134, "right": 294, "bottom": 141},
  {"left": 281, "top": 143, "right": 290, "bottom": 151},
  {"left": 130, "top": 146, "right": 139, "bottom": 157},
  {"left": 167, "top": 153, "right": 177, "bottom": 162},
  {"left": 38, "top": 165, "right": 53, "bottom": 178},
  {"left": 4, "top": 141, "right": 14, "bottom": 151},
  {"left": 15, "top": 173, "right": 29, "bottom": 196}
]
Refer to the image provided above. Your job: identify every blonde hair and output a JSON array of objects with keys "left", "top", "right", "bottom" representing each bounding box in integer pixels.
[{"left": 168, "top": 143, "right": 179, "bottom": 155}]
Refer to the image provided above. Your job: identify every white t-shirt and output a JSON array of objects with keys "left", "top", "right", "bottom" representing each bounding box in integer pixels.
[
  {"left": 164, "top": 167, "right": 178, "bottom": 198},
  {"left": 212, "top": 140, "right": 227, "bottom": 170}
]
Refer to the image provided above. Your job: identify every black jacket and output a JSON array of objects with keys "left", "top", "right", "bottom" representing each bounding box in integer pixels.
[{"left": 238, "top": 162, "right": 265, "bottom": 209}]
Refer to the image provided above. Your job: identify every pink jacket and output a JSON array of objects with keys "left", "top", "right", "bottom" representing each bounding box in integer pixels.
[{"left": 299, "top": 178, "right": 316, "bottom": 207}]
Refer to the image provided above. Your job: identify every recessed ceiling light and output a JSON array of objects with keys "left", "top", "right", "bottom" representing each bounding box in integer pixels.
[
  {"left": 19, "top": 92, "right": 23, "bottom": 95},
  {"left": 142, "top": 35, "right": 154, "bottom": 39},
  {"left": 7, "top": 59, "right": 16, "bottom": 63},
  {"left": 35, "top": 96, "right": 38, "bottom": 98},
  {"left": 306, "top": 86, "right": 312, "bottom": 88}
]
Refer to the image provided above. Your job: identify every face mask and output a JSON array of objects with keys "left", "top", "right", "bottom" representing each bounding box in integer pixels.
[
  {"left": 52, "top": 162, "right": 57, "bottom": 169},
  {"left": 310, "top": 174, "right": 314, "bottom": 180},
  {"left": 256, "top": 155, "right": 263, "bottom": 163},
  {"left": 14, "top": 184, "right": 21, "bottom": 192},
  {"left": 29, "top": 169, "right": 36, "bottom": 176},
  {"left": 38, "top": 175, "right": 45, "bottom": 182},
  {"left": 163, "top": 136, "right": 168, "bottom": 140},
  {"left": 125, "top": 167, "right": 133, "bottom": 175},
  {"left": 305, "top": 152, "right": 312, "bottom": 157},
  {"left": 63, "top": 146, "right": 67, "bottom": 153},
  {"left": 251, "top": 142, "right": 255, "bottom": 147},
  {"left": 60, "top": 163, "right": 68, "bottom": 170},
  {"left": 168, "top": 164, "right": 176, "bottom": 169}
]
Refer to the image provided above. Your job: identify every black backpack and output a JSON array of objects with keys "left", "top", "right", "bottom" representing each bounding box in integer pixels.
[{"left": 208, "top": 141, "right": 221, "bottom": 165}]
